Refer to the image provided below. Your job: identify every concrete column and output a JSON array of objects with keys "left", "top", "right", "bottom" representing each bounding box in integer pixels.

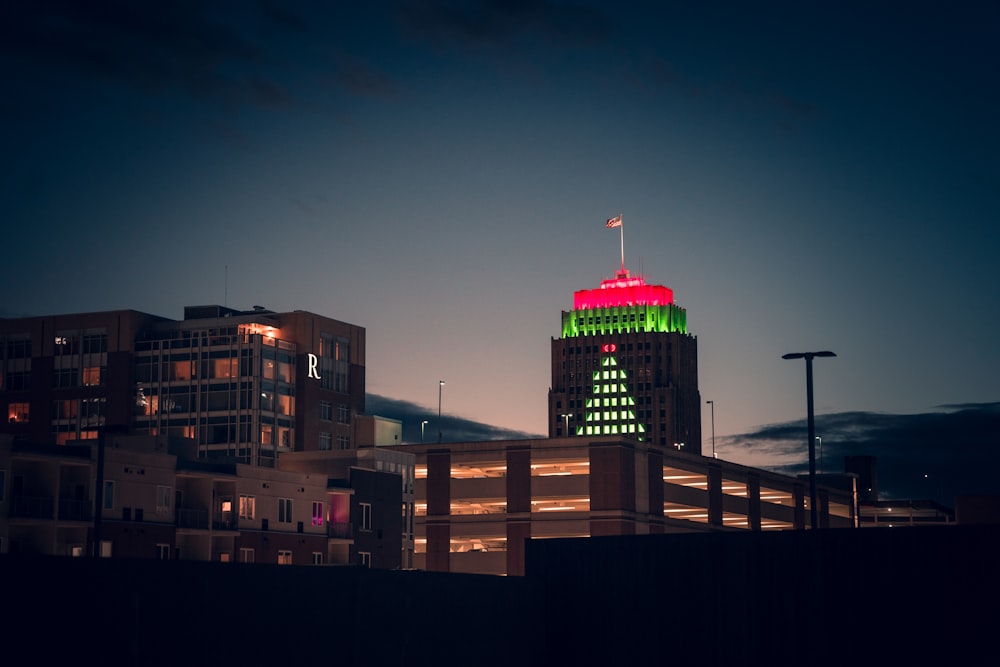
[
  {"left": 425, "top": 450, "right": 450, "bottom": 572},
  {"left": 747, "top": 472, "right": 762, "bottom": 531},
  {"left": 707, "top": 462, "right": 723, "bottom": 527}
]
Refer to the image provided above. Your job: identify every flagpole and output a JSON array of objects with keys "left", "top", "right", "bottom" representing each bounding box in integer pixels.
[{"left": 619, "top": 213, "right": 625, "bottom": 274}]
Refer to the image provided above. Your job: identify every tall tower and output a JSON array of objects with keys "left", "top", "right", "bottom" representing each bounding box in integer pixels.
[{"left": 548, "top": 268, "right": 701, "bottom": 453}]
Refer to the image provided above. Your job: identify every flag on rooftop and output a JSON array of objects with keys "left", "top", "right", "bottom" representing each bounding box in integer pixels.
[{"left": 606, "top": 214, "right": 622, "bottom": 228}]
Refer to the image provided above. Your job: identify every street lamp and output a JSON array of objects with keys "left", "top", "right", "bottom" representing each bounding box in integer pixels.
[
  {"left": 782, "top": 350, "right": 836, "bottom": 529},
  {"left": 438, "top": 380, "right": 445, "bottom": 443},
  {"left": 560, "top": 413, "right": 572, "bottom": 437},
  {"left": 706, "top": 400, "right": 715, "bottom": 458},
  {"left": 421, "top": 420, "right": 428, "bottom": 443},
  {"left": 816, "top": 435, "right": 823, "bottom": 473}
]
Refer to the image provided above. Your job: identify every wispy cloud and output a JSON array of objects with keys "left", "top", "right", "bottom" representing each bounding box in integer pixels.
[
  {"left": 367, "top": 393, "right": 542, "bottom": 443},
  {"left": 367, "top": 394, "right": 1000, "bottom": 507},
  {"left": 719, "top": 403, "right": 1000, "bottom": 506}
]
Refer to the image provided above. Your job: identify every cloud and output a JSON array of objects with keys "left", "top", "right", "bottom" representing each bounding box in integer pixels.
[
  {"left": 394, "top": 0, "right": 613, "bottom": 50},
  {"left": 718, "top": 403, "right": 1000, "bottom": 506},
  {"left": 366, "top": 394, "right": 999, "bottom": 507},
  {"left": 366, "top": 393, "right": 542, "bottom": 443}
]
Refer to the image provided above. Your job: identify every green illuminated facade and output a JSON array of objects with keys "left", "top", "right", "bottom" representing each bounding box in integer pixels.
[
  {"left": 560, "top": 303, "right": 687, "bottom": 338},
  {"left": 549, "top": 269, "right": 701, "bottom": 452}
]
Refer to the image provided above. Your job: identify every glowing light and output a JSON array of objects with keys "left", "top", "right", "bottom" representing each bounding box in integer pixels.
[{"left": 574, "top": 275, "right": 673, "bottom": 309}]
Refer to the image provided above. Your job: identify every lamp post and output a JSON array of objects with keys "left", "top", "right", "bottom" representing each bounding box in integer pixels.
[
  {"left": 438, "top": 380, "right": 445, "bottom": 443},
  {"left": 817, "top": 435, "right": 823, "bottom": 473},
  {"left": 560, "top": 413, "right": 572, "bottom": 437},
  {"left": 782, "top": 350, "right": 836, "bottom": 530},
  {"left": 421, "top": 420, "right": 428, "bottom": 443},
  {"left": 706, "top": 400, "right": 715, "bottom": 458}
]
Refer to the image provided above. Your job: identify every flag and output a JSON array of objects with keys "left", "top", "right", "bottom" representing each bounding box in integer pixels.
[{"left": 606, "top": 214, "right": 622, "bottom": 228}]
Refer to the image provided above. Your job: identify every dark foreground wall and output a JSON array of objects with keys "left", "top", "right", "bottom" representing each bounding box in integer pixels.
[
  {"left": 3, "top": 525, "right": 997, "bottom": 666},
  {"left": 0, "top": 557, "right": 540, "bottom": 667},
  {"left": 526, "top": 525, "right": 1000, "bottom": 666}
]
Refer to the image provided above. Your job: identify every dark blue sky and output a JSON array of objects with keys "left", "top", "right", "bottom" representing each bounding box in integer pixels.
[{"left": 3, "top": 1, "right": 998, "bottom": 502}]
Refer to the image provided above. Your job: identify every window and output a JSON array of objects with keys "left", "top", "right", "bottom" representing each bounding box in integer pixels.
[
  {"left": 6, "top": 338, "right": 31, "bottom": 358},
  {"left": 53, "top": 368, "right": 78, "bottom": 388},
  {"left": 278, "top": 497, "right": 292, "bottom": 523},
  {"left": 103, "top": 481, "right": 114, "bottom": 510},
  {"left": 99, "top": 541, "right": 112, "bottom": 558},
  {"left": 5, "top": 371, "right": 29, "bottom": 391},
  {"left": 312, "top": 552, "right": 323, "bottom": 565},
  {"left": 156, "top": 544, "right": 171, "bottom": 560},
  {"left": 278, "top": 550, "right": 293, "bottom": 565},
  {"left": 319, "top": 432, "right": 331, "bottom": 450},
  {"left": 358, "top": 551, "right": 371, "bottom": 568},
  {"left": 337, "top": 435, "right": 350, "bottom": 450},
  {"left": 240, "top": 548, "right": 255, "bottom": 563},
  {"left": 312, "top": 501, "right": 324, "bottom": 526},
  {"left": 320, "top": 401, "right": 332, "bottom": 421},
  {"left": 360, "top": 502, "right": 372, "bottom": 532},
  {"left": 81, "top": 366, "right": 104, "bottom": 386},
  {"left": 337, "top": 404, "right": 349, "bottom": 424},
  {"left": 156, "top": 486, "right": 171, "bottom": 514},
  {"left": 239, "top": 495, "right": 255, "bottom": 520},
  {"left": 7, "top": 403, "right": 28, "bottom": 424},
  {"left": 82, "top": 333, "right": 107, "bottom": 354}
]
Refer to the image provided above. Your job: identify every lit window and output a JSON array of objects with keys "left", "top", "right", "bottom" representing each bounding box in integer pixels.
[
  {"left": 278, "top": 550, "right": 293, "bottom": 565},
  {"left": 7, "top": 402, "right": 28, "bottom": 424},
  {"left": 239, "top": 495, "right": 255, "bottom": 520},
  {"left": 82, "top": 366, "right": 103, "bottom": 386},
  {"left": 312, "top": 501, "right": 324, "bottom": 526}
]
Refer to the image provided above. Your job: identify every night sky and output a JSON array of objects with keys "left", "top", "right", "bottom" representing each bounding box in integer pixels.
[{"left": 3, "top": 1, "right": 998, "bottom": 505}]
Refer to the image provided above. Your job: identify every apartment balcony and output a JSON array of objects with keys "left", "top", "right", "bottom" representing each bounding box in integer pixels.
[
  {"left": 327, "top": 522, "right": 353, "bottom": 539},
  {"left": 9, "top": 495, "right": 55, "bottom": 519},
  {"left": 176, "top": 508, "right": 209, "bottom": 530},
  {"left": 213, "top": 515, "right": 238, "bottom": 531},
  {"left": 58, "top": 498, "right": 92, "bottom": 521}
]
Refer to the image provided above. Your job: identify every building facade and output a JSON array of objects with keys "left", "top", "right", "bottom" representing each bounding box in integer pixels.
[
  {"left": 0, "top": 432, "right": 413, "bottom": 567},
  {"left": 1, "top": 305, "right": 365, "bottom": 466},
  {"left": 397, "top": 435, "right": 858, "bottom": 576},
  {"left": 549, "top": 268, "right": 701, "bottom": 452}
]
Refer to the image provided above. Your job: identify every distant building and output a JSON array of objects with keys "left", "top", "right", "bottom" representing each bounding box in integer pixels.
[
  {"left": 548, "top": 267, "right": 701, "bottom": 452},
  {"left": 0, "top": 304, "right": 417, "bottom": 565},
  {"left": 395, "top": 435, "right": 858, "bottom": 576},
  {"left": 0, "top": 432, "right": 413, "bottom": 567},
  {"left": 1, "top": 305, "right": 365, "bottom": 465}
]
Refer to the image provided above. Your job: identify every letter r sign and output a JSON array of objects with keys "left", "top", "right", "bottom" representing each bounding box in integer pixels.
[{"left": 307, "top": 353, "right": 321, "bottom": 379}]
